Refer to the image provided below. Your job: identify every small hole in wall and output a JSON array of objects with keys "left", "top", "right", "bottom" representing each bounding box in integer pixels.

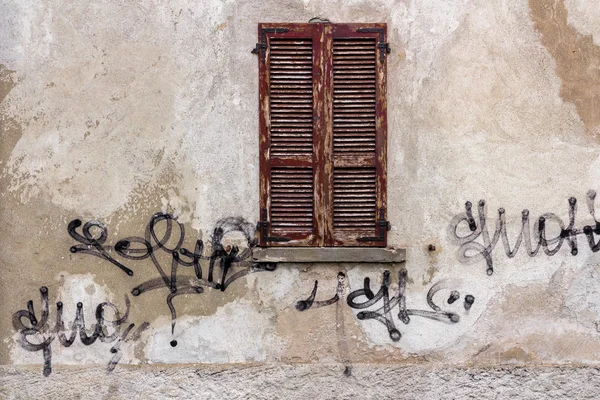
[{"left": 170, "top": 340, "right": 178, "bottom": 347}]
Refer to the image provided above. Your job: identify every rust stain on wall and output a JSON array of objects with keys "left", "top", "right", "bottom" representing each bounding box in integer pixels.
[{"left": 529, "top": 0, "right": 600, "bottom": 137}]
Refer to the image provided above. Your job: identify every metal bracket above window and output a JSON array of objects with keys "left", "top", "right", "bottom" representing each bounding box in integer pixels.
[
  {"left": 257, "top": 208, "right": 291, "bottom": 243},
  {"left": 251, "top": 28, "right": 290, "bottom": 62},
  {"left": 356, "top": 27, "right": 391, "bottom": 62},
  {"left": 358, "top": 208, "right": 391, "bottom": 242}
]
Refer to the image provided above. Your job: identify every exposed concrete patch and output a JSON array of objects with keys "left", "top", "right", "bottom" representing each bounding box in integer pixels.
[{"left": 529, "top": 0, "right": 600, "bottom": 137}]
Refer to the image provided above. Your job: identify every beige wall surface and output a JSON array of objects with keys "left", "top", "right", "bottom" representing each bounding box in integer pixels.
[{"left": 2, "top": 0, "right": 600, "bottom": 398}]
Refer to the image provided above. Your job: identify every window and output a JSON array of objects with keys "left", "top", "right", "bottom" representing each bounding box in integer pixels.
[{"left": 255, "top": 22, "right": 389, "bottom": 247}]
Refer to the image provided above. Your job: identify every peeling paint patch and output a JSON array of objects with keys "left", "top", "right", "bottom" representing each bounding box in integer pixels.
[
  {"left": 0, "top": 65, "right": 22, "bottom": 165},
  {"left": 0, "top": 64, "right": 16, "bottom": 104},
  {"left": 144, "top": 301, "right": 283, "bottom": 363},
  {"left": 564, "top": 262, "right": 600, "bottom": 330},
  {"left": 529, "top": 0, "right": 600, "bottom": 136},
  {"left": 564, "top": 0, "right": 600, "bottom": 47},
  {"left": 249, "top": 265, "right": 300, "bottom": 305},
  {"left": 55, "top": 272, "right": 115, "bottom": 304}
]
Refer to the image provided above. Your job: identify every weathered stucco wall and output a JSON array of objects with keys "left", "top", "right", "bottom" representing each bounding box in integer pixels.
[{"left": 2, "top": 0, "right": 600, "bottom": 397}]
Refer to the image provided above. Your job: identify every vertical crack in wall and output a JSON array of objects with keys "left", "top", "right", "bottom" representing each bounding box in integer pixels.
[{"left": 529, "top": 0, "right": 600, "bottom": 137}]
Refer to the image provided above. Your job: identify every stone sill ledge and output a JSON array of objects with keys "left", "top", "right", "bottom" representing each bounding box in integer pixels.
[{"left": 252, "top": 247, "right": 406, "bottom": 263}]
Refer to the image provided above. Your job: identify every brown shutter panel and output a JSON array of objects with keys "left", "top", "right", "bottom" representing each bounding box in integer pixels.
[
  {"left": 327, "top": 24, "right": 388, "bottom": 247},
  {"left": 258, "top": 24, "right": 321, "bottom": 246}
]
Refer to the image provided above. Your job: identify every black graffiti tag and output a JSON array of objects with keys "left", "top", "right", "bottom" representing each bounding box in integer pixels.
[
  {"left": 347, "top": 270, "right": 463, "bottom": 341},
  {"left": 297, "top": 270, "right": 472, "bottom": 342},
  {"left": 296, "top": 272, "right": 346, "bottom": 311},
  {"left": 12, "top": 286, "right": 146, "bottom": 376},
  {"left": 448, "top": 191, "right": 600, "bottom": 275},
  {"left": 69, "top": 213, "right": 276, "bottom": 344}
]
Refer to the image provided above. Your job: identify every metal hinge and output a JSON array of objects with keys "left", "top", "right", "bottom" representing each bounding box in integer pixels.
[
  {"left": 356, "top": 27, "right": 391, "bottom": 62},
  {"left": 257, "top": 208, "right": 291, "bottom": 243},
  {"left": 251, "top": 28, "right": 290, "bottom": 62},
  {"left": 358, "top": 208, "right": 391, "bottom": 242}
]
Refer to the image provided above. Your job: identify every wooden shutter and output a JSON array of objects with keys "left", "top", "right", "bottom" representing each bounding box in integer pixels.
[
  {"left": 257, "top": 23, "right": 388, "bottom": 247},
  {"left": 258, "top": 24, "right": 320, "bottom": 246},
  {"left": 328, "top": 24, "right": 388, "bottom": 246}
]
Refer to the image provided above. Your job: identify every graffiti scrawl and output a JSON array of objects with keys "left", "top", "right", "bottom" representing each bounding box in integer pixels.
[
  {"left": 12, "top": 286, "right": 146, "bottom": 376},
  {"left": 297, "top": 269, "right": 473, "bottom": 342},
  {"left": 448, "top": 191, "right": 600, "bottom": 275},
  {"left": 69, "top": 213, "right": 276, "bottom": 345}
]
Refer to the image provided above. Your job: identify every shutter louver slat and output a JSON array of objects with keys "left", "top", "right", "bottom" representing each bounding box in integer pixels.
[
  {"left": 334, "top": 167, "right": 377, "bottom": 229},
  {"left": 270, "top": 167, "right": 314, "bottom": 229},
  {"left": 269, "top": 38, "right": 314, "bottom": 157},
  {"left": 332, "top": 37, "right": 377, "bottom": 154}
]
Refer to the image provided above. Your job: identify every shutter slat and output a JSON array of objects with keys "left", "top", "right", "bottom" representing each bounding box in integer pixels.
[
  {"left": 332, "top": 36, "right": 378, "bottom": 156},
  {"left": 269, "top": 38, "right": 314, "bottom": 158},
  {"left": 270, "top": 166, "right": 314, "bottom": 230},
  {"left": 334, "top": 61, "right": 376, "bottom": 65},
  {"left": 333, "top": 167, "right": 377, "bottom": 230},
  {"left": 334, "top": 96, "right": 376, "bottom": 100}
]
